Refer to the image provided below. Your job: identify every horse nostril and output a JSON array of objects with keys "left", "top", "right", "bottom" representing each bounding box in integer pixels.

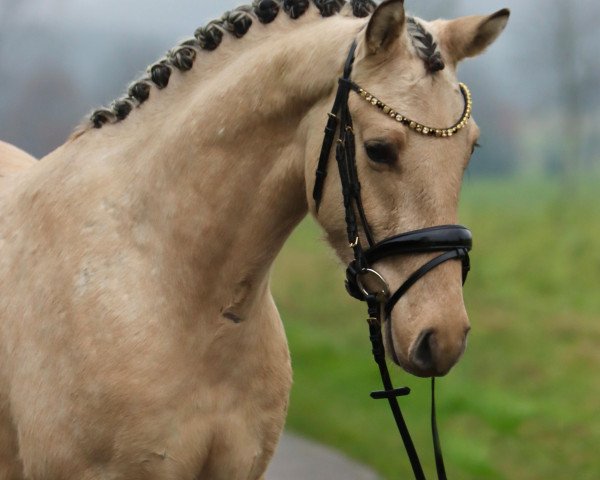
[{"left": 412, "top": 329, "right": 435, "bottom": 371}]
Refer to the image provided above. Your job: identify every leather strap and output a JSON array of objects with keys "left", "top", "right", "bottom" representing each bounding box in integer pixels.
[
  {"left": 365, "top": 226, "right": 472, "bottom": 261},
  {"left": 313, "top": 84, "right": 350, "bottom": 210},
  {"left": 366, "top": 298, "right": 426, "bottom": 480},
  {"left": 345, "top": 226, "right": 472, "bottom": 305},
  {"left": 385, "top": 249, "right": 468, "bottom": 316},
  {"left": 431, "top": 378, "right": 447, "bottom": 480},
  {"left": 313, "top": 42, "right": 375, "bottom": 249}
]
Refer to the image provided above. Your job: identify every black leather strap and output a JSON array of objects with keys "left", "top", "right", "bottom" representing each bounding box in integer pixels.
[
  {"left": 385, "top": 249, "right": 469, "bottom": 316},
  {"left": 365, "top": 226, "right": 472, "bottom": 262},
  {"left": 366, "top": 298, "right": 427, "bottom": 480},
  {"left": 313, "top": 43, "right": 359, "bottom": 212},
  {"left": 345, "top": 226, "right": 472, "bottom": 305},
  {"left": 431, "top": 378, "right": 448, "bottom": 480},
  {"left": 313, "top": 84, "right": 349, "bottom": 210},
  {"left": 313, "top": 42, "right": 375, "bottom": 249}
]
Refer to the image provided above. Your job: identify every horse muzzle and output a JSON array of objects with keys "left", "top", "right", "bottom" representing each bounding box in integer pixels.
[{"left": 345, "top": 225, "right": 473, "bottom": 375}]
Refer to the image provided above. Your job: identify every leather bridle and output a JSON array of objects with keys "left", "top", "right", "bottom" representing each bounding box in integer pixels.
[{"left": 312, "top": 41, "right": 473, "bottom": 480}]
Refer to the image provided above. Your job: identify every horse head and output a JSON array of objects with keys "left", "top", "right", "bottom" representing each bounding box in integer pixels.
[{"left": 308, "top": 0, "right": 509, "bottom": 376}]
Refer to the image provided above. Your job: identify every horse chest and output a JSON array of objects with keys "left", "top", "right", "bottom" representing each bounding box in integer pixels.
[{"left": 1, "top": 298, "right": 291, "bottom": 480}]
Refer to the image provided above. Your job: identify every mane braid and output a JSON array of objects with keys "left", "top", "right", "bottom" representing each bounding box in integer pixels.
[
  {"left": 406, "top": 17, "right": 445, "bottom": 73},
  {"left": 88, "top": 0, "right": 377, "bottom": 129}
]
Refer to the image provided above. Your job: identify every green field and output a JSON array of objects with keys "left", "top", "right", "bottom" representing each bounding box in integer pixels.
[{"left": 272, "top": 178, "right": 600, "bottom": 480}]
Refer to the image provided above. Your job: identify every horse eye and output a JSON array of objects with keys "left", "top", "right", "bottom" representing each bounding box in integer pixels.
[{"left": 364, "top": 140, "right": 398, "bottom": 165}]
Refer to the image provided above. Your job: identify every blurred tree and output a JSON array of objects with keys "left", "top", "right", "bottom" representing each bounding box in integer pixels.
[
  {"left": 526, "top": 0, "right": 600, "bottom": 180},
  {"left": 410, "top": 0, "right": 462, "bottom": 20},
  {"left": 0, "top": 0, "right": 22, "bottom": 63},
  {"left": 0, "top": 60, "right": 82, "bottom": 157},
  {"left": 0, "top": 0, "right": 22, "bottom": 23}
]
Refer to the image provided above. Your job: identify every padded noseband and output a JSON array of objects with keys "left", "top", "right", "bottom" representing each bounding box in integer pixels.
[{"left": 346, "top": 225, "right": 472, "bottom": 316}]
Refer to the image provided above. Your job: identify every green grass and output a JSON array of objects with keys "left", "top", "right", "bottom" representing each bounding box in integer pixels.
[{"left": 271, "top": 177, "right": 600, "bottom": 480}]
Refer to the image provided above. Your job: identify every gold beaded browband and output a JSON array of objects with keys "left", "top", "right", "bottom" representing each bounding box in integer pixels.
[{"left": 351, "top": 82, "right": 473, "bottom": 138}]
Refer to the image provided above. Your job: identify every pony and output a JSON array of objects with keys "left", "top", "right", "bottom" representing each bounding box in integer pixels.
[{"left": 0, "top": 1, "right": 508, "bottom": 478}]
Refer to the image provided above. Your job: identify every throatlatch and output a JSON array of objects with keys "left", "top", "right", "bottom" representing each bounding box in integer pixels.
[{"left": 313, "top": 41, "right": 473, "bottom": 480}]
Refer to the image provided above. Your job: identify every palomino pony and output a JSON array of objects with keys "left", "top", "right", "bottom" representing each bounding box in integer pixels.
[{"left": 0, "top": 0, "right": 509, "bottom": 478}]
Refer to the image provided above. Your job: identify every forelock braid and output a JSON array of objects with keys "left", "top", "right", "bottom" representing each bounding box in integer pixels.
[{"left": 407, "top": 17, "right": 445, "bottom": 72}]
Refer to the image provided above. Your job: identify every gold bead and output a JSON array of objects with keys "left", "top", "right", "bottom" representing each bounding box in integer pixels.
[
  {"left": 409, "top": 121, "right": 417, "bottom": 129},
  {"left": 435, "top": 130, "right": 442, "bottom": 137},
  {"left": 383, "top": 106, "right": 391, "bottom": 114},
  {"left": 389, "top": 111, "right": 396, "bottom": 118},
  {"left": 395, "top": 114, "right": 403, "bottom": 122},
  {"left": 423, "top": 127, "right": 430, "bottom": 134},
  {"left": 359, "top": 89, "right": 367, "bottom": 97},
  {"left": 371, "top": 98, "right": 378, "bottom": 106},
  {"left": 366, "top": 95, "right": 372, "bottom": 102}
]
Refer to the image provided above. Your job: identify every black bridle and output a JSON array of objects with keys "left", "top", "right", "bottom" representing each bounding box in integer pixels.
[{"left": 312, "top": 41, "right": 473, "bottom": 480}]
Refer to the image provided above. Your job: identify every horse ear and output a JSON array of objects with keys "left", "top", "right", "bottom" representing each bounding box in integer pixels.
[
  {"left": 364, "top": 0, "right": 406, "bottom": 56},
  {"left": 439, "top": 9, "right": 510, "bottom": 64}
]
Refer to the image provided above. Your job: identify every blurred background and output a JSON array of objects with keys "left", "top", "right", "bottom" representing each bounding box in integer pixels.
[{"left": 1, "top": 0, "right": 598, "bottom": 478}]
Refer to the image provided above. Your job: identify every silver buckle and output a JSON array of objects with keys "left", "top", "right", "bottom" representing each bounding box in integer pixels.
[{"left": 356, "top": 269, "right": 389, "bottom": 302}]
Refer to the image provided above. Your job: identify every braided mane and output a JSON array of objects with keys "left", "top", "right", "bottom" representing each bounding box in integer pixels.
[{"left": 88, "top": 0, "right": 440, "bottom": 130}]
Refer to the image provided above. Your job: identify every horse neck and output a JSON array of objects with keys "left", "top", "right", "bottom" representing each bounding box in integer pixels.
[{"left": 50, "top": 13, "right": 363, "bottom": 316}]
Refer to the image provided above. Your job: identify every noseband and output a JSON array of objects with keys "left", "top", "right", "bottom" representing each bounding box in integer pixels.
[{"left": 312, "top": 41, "right": 473, "bottom": 480}]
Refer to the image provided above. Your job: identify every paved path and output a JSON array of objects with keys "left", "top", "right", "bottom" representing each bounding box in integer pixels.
[{"left": 266, "top": 433, "right": 380, "bottom": 480}]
